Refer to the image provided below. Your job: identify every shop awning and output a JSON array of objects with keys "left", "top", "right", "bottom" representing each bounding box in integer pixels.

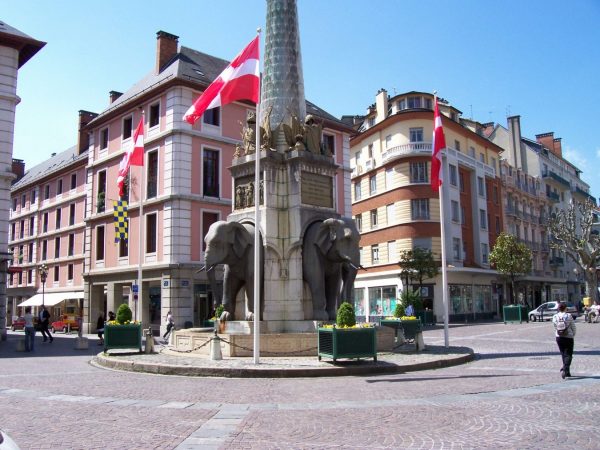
[{"left": 17, "top": 291, "right": 84, "bottom": 307}]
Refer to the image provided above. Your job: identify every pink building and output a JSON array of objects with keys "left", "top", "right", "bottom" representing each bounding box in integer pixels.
[{"left": 80, "top": 31, "right": 353, "bottom": 334}]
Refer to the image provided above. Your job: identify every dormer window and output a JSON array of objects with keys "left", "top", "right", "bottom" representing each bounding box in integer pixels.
[{"left": 408, "top": 97, "right": 421, "bottom": 108}]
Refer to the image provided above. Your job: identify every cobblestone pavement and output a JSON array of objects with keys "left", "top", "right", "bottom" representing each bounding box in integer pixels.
[{"left": 1, "top": 321, "right": 599, "bottom": 449}]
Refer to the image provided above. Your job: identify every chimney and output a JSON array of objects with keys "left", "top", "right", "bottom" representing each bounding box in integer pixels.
[
  {"left": 553, "top": 138, "right": 562, "bottom": 158},
  {"left": 155, "top": 31, "right": 179, "bottom": 74},
  {"left": 507, "top": 115, "right": 524, "bottom": 169},
  {"left": 78, "top": 110, "right": 99, "bottom": 154},
  {"left": 11, "top": 159, "right": 25, "bottom": 183},
  {"left": 375, "top": 88, "right": 388, "bottom": 124},
  {"left": 109, "top": 91, "right": 123, "bottom": 104}
]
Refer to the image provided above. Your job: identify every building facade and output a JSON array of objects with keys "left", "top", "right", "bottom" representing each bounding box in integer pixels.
[{"left": 350, "top": 90, "right": 504, "bottom": 323}]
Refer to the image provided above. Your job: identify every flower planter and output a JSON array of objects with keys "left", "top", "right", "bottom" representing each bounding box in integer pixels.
[
  {"left": 400, "top": 319, "right": 422, "bottom": 341},
  {"left": 104, "top": 323, "right": 142, "bottom": 352},
  {"left": 317, "top": 326, "right": 377, "bottom": 362},
  {"left": 415, "top": 310, "right": 435, "bottom": 325},
  {"left": 201, "top": 320, "right": 215, "bottom": 328}
]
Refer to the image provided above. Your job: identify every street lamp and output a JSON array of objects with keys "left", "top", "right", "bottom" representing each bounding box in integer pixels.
[{"left": 38, "top": 263, "right": 48, "bottom": 307}]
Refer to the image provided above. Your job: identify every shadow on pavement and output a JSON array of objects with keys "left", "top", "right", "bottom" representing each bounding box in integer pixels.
[
  {"left": 0, "top": 332, "right": 102, "bottom": 359},
  {"left": 477, "top": 349, "right": 600, "bottom": 360},
  {"left": 365, "top": 373, "right": 516, "bottom": 383}
]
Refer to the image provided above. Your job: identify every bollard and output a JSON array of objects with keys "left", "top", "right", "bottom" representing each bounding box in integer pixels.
[
  {"left": 145, "top": 327, "right": 155, "bottom": 354},
  {"left": 16, "top": 339, "right": 26, "bottom": 352},
  {"left": 74, "top": 336, "right": 89, "bottom": 350},
  {"left": 210, "top": 330, "right": 222, "bottom": 360}
]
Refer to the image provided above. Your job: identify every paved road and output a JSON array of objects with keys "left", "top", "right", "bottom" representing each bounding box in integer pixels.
[{"left": 1, "top": 321, "right": 599, "bottom": 449}]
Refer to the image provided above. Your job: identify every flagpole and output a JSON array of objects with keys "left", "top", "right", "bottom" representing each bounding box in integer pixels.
[
  {"left": 136, "top": 112, "right": 145, "bottom": 323},
  {"left": 434, "top": 94, "right": 450, "bottom": 348},
  {"left": 253, "top": 28, "right": 262, "bottom": 365}
]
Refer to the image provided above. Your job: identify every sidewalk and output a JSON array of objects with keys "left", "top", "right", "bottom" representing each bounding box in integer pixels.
[{"left": 93, "top": 342, "right": 474, "bottom": 378}]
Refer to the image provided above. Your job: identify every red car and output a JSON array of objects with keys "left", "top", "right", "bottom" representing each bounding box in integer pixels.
[
  {"left": 51, "top": 316, "right": 79, "bottom": 333},
  {"left": 10, "top": 317, "right": 25, "bottom": 331}
]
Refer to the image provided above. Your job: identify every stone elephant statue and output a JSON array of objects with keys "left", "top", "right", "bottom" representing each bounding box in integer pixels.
[
  {"left": 302, "top": 217, "right": 361, "bottom": 321},
  {"left": 203, "top": 221, "right": 263, "bottom": 321}
]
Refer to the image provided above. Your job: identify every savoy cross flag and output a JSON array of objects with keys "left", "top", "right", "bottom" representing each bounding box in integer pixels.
[
  {"left": 117, "top": 116, "right": 144, "bottom": 197},
  {"left": 431, "top": 99, "right": 446, "bottom": 191},
  {"left": 183, "top": 36, "right": 259, "bottom": 124}
]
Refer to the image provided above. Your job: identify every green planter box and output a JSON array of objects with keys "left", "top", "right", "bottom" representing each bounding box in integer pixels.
[
  {"left": 201, "top": 320, "right": 215, "bottom": 328},
  {"left": 104, "top": 324, "right": 142, "bottom": 352},
  {"left": 400, "top": 319, "right": 422, "bottom": 340},
  {"left": 503, "top": 305, "right": 529, "bottom": 324},
  {"left": 318, "top": 327, "right": 377, "bottom": 362},
  {"left": 415, "top": 310, "right": 434, "bottom": 325}
]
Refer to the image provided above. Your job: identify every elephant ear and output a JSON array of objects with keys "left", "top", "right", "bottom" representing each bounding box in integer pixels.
[
  {"left": 231, "top": 222, "right": 252, "bottom": 259},
  {"left": 315, "top": 218, "right": 338, "bottom": 254}
]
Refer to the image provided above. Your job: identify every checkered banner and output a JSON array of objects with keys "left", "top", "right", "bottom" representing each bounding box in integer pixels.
[{"left": 113, "top": 200, "right": 128, "bottom": 243}]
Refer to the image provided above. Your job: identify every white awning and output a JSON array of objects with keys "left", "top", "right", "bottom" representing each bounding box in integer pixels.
[{"left": 17, "top": 291, "right": 84, "bottom": 307}]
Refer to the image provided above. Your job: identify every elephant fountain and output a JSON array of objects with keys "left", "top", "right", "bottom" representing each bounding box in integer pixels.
[
  {"left": 203, "top": 221, "right": 263, "bottom": 321},
  {"left": 302, "top": 217, "right": 361, "bottom": 321}
]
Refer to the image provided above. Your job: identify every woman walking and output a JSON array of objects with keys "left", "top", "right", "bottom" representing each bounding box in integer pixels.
[{"left": 553, "top": 302, "right": 576, "bottom": 379}]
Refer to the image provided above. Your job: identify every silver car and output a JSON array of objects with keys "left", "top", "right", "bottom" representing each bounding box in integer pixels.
[
  {"left": 528, "top": 301, "right": 578, "bottom": 322},
  {"left": 0, "top": 429, "right": 20, "bottom": 450}
]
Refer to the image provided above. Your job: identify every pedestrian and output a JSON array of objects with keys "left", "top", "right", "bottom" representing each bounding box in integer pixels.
[
  {"left": 163, "top": 310, "right": 175, "bottom": 342},
  {"left": 553, "top": 302, "right": 576, "bottom": 379},
  {"left": 96, "top": 313, "right": 105, "bottom": 346},
  {"left": 23, "top": 306, "right": 35, "bottom": 352},
  {"left": 108, "top": 311, "right": 116, "bottom": 322},
  {"left": 405, "top": 303, "right": 415, "bottom": 317},
  {"left": 38, "top": 305, "right": 53, "bottom": 343}
]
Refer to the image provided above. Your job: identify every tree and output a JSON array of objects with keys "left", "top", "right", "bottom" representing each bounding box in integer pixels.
[
  {"left": 397, "top": 247, "right": 439, "bottom": 301},
  {"left": 547, "top": 198, "right": 599, "bottom": 303},
  {"left": 489, "top": 232, "right": 532, "bottom": 304}
]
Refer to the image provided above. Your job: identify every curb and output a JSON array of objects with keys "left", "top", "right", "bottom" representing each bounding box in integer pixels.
[{"left": 92, "top": 350, "right": 475, "bottom": 378}]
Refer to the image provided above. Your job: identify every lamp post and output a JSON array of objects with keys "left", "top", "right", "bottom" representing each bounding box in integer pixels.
[{"left": 38, "top": 263, "right": 48, "bottom": 307}]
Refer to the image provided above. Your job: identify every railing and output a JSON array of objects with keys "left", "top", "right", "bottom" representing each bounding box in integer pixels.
[
  {"left": 547, "top": 191, "right": 560, "bottom": 202},
  {"left": 549, "top": 256, "right": 564, "bottom": 266},
  {"left": 574, "top": 186, "right": 597, "bottom": 204},
  {"left": 542, "top": 169, "right": 570, "bottom": 188},
  {"left": 382, "top": 142, "right": 432, "bottom": 163}
]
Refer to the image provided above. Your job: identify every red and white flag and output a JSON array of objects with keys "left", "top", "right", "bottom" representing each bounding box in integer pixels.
[
  {"left": 183, "top": 36, "right": 259, "bottom": 125},
  {"left": 431, "top": 99, "right": 446, "bottom": 191},
  {"left": 117, "top": 116, "right": 144, "bottom": 197}
]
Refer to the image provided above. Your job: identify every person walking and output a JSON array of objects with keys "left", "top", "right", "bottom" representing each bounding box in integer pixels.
[
  {"left": 553, "top": 302, "right": 576, "bottom": 379},
  {"left": 163, "top": 310, "right": 175, "bottom": 342},
  {"left": 23, "top": 307, "right": 36, "bottom": 352},
  {"left": 96, "top": 313, "right": 105, "bottom": 346},
  {"left": 38, "top": 305, "right": 53, "bottom": 343}
]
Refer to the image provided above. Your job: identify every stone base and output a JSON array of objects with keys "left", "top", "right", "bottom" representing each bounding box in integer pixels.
[
  {"left": 219, "top": 320, "right": 318, "bottom": 334},
  {"left": 74, "top": 337, "right": 89, "bottom": 350},
  {"left": 16, "top": 339, "right": 26, "bottom": 352},
  {"left": 173, "top": 324, "right": 394, "bottom": 357}
]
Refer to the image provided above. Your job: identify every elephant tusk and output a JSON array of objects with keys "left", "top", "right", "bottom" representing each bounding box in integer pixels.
[
  {"left": 359, "top": 264, "right": 368, "bottom": 271},
  {"left": 206, "top": 264, "right": 216, "bottom": 273},
  {"left": 196, "top": 265, "right": 206, "bottom": 273}
]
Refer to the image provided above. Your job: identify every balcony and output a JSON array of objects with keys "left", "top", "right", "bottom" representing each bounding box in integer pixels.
[
  {"left": 381, "top": 142, "right": 432, "bottom": 164},
  {"left": 547, "top": 191, "right": 560, "bottom": 203},
  {"left": 573, "top": 186, "right": 597, "bottom": 204},
  {"left": 542, "top": 169, "right": 570, "bottom": 189},
  {"left": 549, "top": 256, "right": 564, "bottom": 266}
]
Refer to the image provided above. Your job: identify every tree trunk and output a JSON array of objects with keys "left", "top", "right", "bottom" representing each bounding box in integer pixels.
[{"left": 585, "top": 271, "right": 599, "bottom": 303}]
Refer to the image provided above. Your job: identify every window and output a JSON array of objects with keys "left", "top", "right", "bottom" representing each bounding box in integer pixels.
[
  {"left": 19, "top": 220, "right": 24, "bottom": 238},
  {"left": 369, "top": 175, "right": 377, "bottom": 195},
  {"left": 459, "top": 173, "right": 465, "bottom": 192},
  {"left": 42, "top": 240, "right": 47, "bottom": 260},
  {"left": 407, "top": 96, "right": 421, "bottom": 108},
  {"left": 100, "top": 127, "right": 109, "bottom": 150},
  {"left": 68, "top": 264, "right": 74, "bottom": 281},
  {"left": 149, "top": 102, "right": 160, "bottom": 128},
  {"left": 202, "top": 148, "right": 219, "bottom": 198},
  {"left": 54, "top": 237, "right": 60, "bottom": 258},
  {"left": 368, "top": 144, "right": 373, "bottom": 158},
  {"left": 454, "top": 140, "right": 461, "bottom": 151},
  {"left": 386, "top": 204, "right": 395, "bottom": 225},
  {"left": 479, "top": 153, "right": 485, "bottom": 163},
  {"left": 397, "top": 99, "right": 406, "bottom": 110},
  {"left": 28, "top": 243, "right": 33, "bottom": 263},
  {"left": 354, "top": 182, "right": 362, "bottom": 201},
  {"left": 203, "top": 107, "right": 220, "bottom": 126},
  {"left": 410, "top": 162, "right": 428, "bottom": 183},
  {"left": 371, "top": 244, "right": 379, "bottom": 263},
  {"left": 27, "top": 270, "right": 32, "bottom": 284},
  {"left": 18, "top": 272, "right": 22, "bottom": 285},
  {"left": 477, "top": 177, "right": 485, "bottom": 197},
  {"left": 70, "top": 173, "right": 77, "bottom": 190},
  {"left": 147, "top": 150, "right": 159, "bottom": 198},
  {"left": 385, "top": 168, "right": 393, "bottom": 188},
  {"left": 44, "top": 184, "right": 50, "bottom": 200},
  {"left": 43, "top": 212, "right": 48, "bottom": 233},
  {"left": 12, "top": 197, "right": 17, "bottom": 211},
  {"left": 54, "top": 266, "right": 59, "bottom": 283},
  {"left": 387, "top": 241, "right": 396, "bottom": 263},
  {"left": 68, "top": 234, "right": 74, "bottom": 256},
  {"left": 385, "top": 135, "right": 392, "bottom": 148},
  {"left": 481, "top": 243, "right": 489, "bottom": 264},
  {"left": 451, "top": 200, "right": 459, "bottom": 222},
  {"left": 119, "top": 238, "right": 128, "bottom": 258},
  {"left": 95, "top": 226, "right": 106, "bottom": 261},
  {"left": 18, "top": 245, "right": 23, "bottom": 263},
  {"left": 355, "top": 214, "right": 362, "bottom": 232},
  {"left": 31, "top": 189, "right": 36, "bottom": 204},
  {"left": 57, "top": 179, "right": 63, "bottom": 195},
  {"left": 495, "top": 216, "right": 501, "bottom": 234},
  {"left": 424, "top": 98, "right": 432, "bottom": 110},
  {"left": 146, "top": 213, "right": 157, "bottom": 253},
  {"left": 21, "top": 194, "right": 26, "bottom": 207},
  {"left": 411, "top": 199, "right": 430, "bottom": 220},
  {"left": 367, "top": 117, "right": 375, "bottom": 127},
  {"left": 409, "top": 127, "right": 423, "bottom": 142},
  {"left": 123, "top": 116, "right": 133, "bottom": 140},
  {"left": 69, "top": 204, "right": 76, "bottom": 226},
  {"left": 97, "top": 171, "right": 106, "bottom": 212},
  {"left": 10, "top": 223, "right": 15, "bottom": 241},
  {"left": 202, "top": 212, "right": 219, "bottom": 252},
  {"left": 29, "top": 217, "right": 34, "bottom": 235},
  {"left": 413, "top": 237, "right": 432, "bottom": 251},
  {"left": 55, "top": 208, "right": 61, "bottom": 229},
  {"left": 453, "top": 237, "right": 461, "bottom": 260},
  {"left": 370, "top": 209, "right": 378, "bottom": 229},
  {"left": 323, "top": 134, "right": 335, "bottom": 155},
  {"left": 449, "top": 164, "right": 457, "bottom": 186},
  {"left": 468, "top": 146, "right": 475, "bottom": 158},
  {"left": 355, "top": 149, "right": 361, "bottom": 165},
  {"left": 480, "top": 209, "right": 487, "bottom": 230}
]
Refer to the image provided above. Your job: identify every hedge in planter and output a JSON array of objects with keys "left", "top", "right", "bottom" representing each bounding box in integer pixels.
[{"left": 104, "top": 304, "right": 142, "bottom": 352}]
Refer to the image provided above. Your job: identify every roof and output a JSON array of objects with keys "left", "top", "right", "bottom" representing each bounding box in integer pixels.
[
  {"left": 12, "top": 146, "right": 86, "bottom": 191},
  {"left": 0, "top": 20, "right": 45, "bottom": 68},
  {"left": 88, "top": 44, "right": 349, "bottom": 129}
]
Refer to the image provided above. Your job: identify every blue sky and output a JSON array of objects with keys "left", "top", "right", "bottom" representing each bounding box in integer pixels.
[{"left": 4, "top": 0, "right": 600, "bottom": 196}]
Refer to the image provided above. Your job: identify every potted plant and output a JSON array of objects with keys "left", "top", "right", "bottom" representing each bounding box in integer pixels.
[
  {"left": 317, "top": 302, "right": 377, "bottom": 362},
  {"left": 203, "top": 304, "right": 224, "bottom": 328},
  {"left": 104, "top": 303, "right": 142, "bottom": 352}
]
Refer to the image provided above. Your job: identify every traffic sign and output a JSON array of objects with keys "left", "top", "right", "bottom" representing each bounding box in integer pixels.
[{"left": 132, "top": 284, "right": 138, "bottom": 293}]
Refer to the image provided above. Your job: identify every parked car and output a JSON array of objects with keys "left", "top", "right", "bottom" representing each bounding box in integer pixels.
[
  {"left": 0, "top": 428, "right": 20, "bottom": 449},
  {"left": 528, "top": 301, "right": 578, "bottom": 322},
  {"left": 50, "top": 316, "right": 79, "bottom": 333},
  {"left": 10, "top": 317, "right": 25, "bottom": 331}
]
